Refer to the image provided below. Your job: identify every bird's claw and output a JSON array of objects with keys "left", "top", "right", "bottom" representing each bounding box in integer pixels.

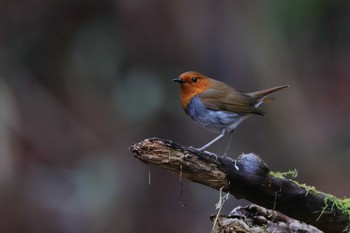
[
  {"left": 233, "top": 160, "right": 239, "bottom": 170},
  {"left": 223, "top": 155, "right": 239, "bottom": 170},
  {"left": 188, "top": 146, "right": 200, "bottom": 151},
  {"left": 204, "top": 151, "right": 218, "bottom": 160},
  {"left": 188, "top": 146, "right": 218, "bottom": 160}
]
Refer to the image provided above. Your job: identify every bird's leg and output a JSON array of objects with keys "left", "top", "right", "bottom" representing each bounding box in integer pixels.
[
  {"left": 222, "top": 131, "right": 239, "bottom": 170},
  {"left": 223, "top": 131, "right": 233, "bottom": 157},
  {"left": 196, "top": 130, "right": 225, "bottom": 151},
  {"left": 219, "top": 131, "right": 239, "bottom": 170}
]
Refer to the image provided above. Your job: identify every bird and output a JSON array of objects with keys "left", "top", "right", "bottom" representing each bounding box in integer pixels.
[{"left": 173, "top": 71, "right": 288, "bottom": 157}]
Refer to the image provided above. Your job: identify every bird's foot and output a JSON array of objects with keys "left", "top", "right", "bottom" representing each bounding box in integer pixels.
[
  {"left": 188, "top": 146, "right": 202, "bottom": 151},
  {"left": 205, "top": 151, "right": 218, "bottom": 160},
  {"left": 188, "top": 146, "right": 218, "bottom": 160},
  {"left": 222, "top": 153, "right": 239, "bottom": 170},
  {"left": 233, "top": 160, "right": 239, "bottom": 170}
]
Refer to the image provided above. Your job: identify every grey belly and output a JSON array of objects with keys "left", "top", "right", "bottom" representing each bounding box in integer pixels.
[{"left": 185, "top": 96, "right": 243, "bottom": 133}]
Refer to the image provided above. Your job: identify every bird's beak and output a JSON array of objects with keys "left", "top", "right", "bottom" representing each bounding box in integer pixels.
[{"left": 173, "top": 78, "right": 184, "bottom": 83}]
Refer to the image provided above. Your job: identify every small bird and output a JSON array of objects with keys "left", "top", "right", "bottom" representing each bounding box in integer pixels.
[{"left": 173, "top": 71, "right": 288, "bottom": 157}]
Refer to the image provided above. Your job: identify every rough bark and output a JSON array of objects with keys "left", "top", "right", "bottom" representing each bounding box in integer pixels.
[
  {"left": 211, "top": 204, "right": 322, "bottom": 233},
  {"left": 129, "top": 137, "right": 350, "bottom": 233}
]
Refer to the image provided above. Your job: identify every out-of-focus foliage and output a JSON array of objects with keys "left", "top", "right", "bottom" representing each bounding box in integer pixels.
[{"left": 0, "top": 1, "right": 349, "bottom": 232}]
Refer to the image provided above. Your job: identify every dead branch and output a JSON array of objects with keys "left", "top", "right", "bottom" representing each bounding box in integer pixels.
[
  {"left": 211, "top": 204, "right": 323, "bottom": 233},
  {"left": 129, "top": 137, "right": 350, "bottom": 232}
]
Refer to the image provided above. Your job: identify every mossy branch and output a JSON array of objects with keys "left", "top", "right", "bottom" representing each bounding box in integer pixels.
[{"left": 129, "top": 137, "right": 350, "bottom": 232}]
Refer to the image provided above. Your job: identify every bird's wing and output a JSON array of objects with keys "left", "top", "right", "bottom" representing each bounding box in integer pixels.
[{"left": 198, "top": 82, "right": 263, "bottom": 115}]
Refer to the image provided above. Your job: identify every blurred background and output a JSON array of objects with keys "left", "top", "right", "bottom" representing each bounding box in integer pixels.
[{"left": 0, "top": 0, "right": 350, "bottom": 232}]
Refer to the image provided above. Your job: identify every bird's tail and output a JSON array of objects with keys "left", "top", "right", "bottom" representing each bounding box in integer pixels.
[{"left": 251, "top": 85, "right": 289, "bottom": 103}]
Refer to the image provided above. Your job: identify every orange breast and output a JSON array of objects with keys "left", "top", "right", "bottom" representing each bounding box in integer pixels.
[{"left": 180, "top": 79, "right": 211, "bottom": 109}]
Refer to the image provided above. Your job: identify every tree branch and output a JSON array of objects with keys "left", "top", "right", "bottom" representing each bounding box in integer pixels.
[
  {"left": 129, "top": 137, "right": 350, "bottom": 232},
  {"left": 211, "top": 204, "right": 323, "bottom": 233}
]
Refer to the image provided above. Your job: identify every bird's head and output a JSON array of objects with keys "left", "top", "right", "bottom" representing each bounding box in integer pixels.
[{"left": 173, "top": 71, "right": 211, "bottom": 109}]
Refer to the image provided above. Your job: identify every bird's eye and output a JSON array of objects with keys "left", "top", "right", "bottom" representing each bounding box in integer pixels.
[{"left": 191, "top": 77, "right": 198, "bottom": 83}]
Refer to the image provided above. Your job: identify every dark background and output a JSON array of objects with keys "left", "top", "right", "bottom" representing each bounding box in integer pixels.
[{"left": 0, "top": 1, "right": 349, "bottom": 232}]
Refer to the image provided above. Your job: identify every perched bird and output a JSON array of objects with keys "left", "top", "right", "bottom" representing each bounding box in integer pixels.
[{"left": 173, "top": 71, "right": 288, "bottom": 157}]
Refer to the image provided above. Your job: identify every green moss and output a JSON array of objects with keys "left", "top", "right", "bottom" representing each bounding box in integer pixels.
[
  {"left": 316, "top": 193, "right": 338, "bottom": 221},
  {"left": 269, "top": 169, "right": 298, "bottom": 179},
  {"left": 296, "top": 182, "right": 316, "bottom": 196},
  {"left": 269, "top": 169, "right": 350, "bottom": 225},
  {"left": 298, "top": 188, "right": 350, "bottom": 224},
  {"left": 339, "top": 198, "right": 350, "bottom": 221},
  {"left": 342, "top": 198, "right": 350, "bottom": 211}
]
